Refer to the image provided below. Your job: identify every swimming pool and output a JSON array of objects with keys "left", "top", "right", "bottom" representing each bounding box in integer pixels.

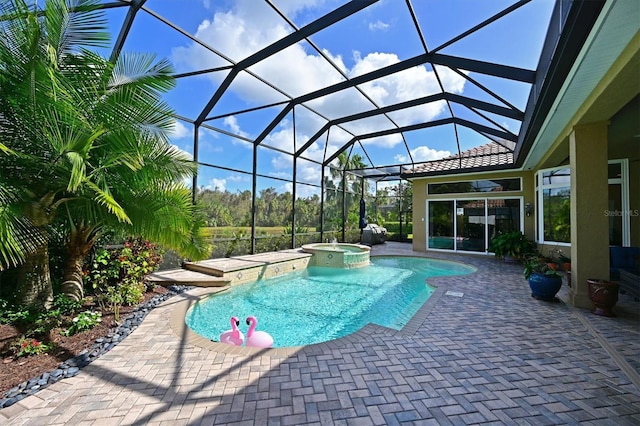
[{"left": 185, "top": 256, "right": 475, "bottom": 348}]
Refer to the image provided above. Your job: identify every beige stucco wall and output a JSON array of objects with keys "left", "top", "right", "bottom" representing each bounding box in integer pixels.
[
  {"left": 411, "top": 170, "right": 535, "bottom": 253},
  {"left": 569, "top": 123, "right": 611, "bottom": 307}
]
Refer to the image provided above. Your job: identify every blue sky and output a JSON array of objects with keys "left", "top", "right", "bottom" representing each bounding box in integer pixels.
[{"left": 99, "top": 0, "right": 556, "bottom": 195}]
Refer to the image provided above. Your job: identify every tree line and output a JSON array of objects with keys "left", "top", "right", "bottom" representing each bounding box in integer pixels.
[{"left": 195, "top": 178, "right": 413, "bottom": 233}]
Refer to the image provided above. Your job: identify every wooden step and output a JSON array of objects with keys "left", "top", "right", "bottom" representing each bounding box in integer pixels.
[{"left": 147, "top": 269, "right": 230, "bottom": 287}]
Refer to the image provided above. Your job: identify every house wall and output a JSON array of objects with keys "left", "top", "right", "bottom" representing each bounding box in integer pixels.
[
  {"left": 531, "top": 95, "right": 639, "bottom": 252},
  {"left": 411, "top": 93, "right": 637, "bottom": 258},
  {"left": 411, "top": 170, "right": 535, "bottom": 253},
  {"left": 532, "top": 40, "right": 638, "bottom": 308}
]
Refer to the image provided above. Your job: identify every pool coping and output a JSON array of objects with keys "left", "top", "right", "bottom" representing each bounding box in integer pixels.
[{"left": 168, "top": 255, "right": 477, "bottom": 357}]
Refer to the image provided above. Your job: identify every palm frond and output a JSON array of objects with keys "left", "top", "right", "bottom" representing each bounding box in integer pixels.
[
  {"left": 45, "top": 0, "right": 109, "bottom": 62},
  {"left": 111, "top": 52, "right": 175, "bottom": 94},
  {"left": 0, "top": 142, "right": 14, "bottom": 155},
  {"left": 84, "top": 180, "right": 131, "bottom": 224},
  {"left": 119, "top": 184, "right": 210, "bottom": 260},
  {"left": 0, "top": 185, "right": 47, "bottom": 269}
]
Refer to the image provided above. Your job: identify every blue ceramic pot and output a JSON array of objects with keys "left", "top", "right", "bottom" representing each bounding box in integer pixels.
[{"left": 528, "top": 272, "right": 562, "bottom": 301}]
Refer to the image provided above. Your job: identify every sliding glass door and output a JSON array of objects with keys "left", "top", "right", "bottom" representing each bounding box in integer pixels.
[
  {"left": 427, "top": 197, "right": 522, "bottom": 253},
  {"left": 488, "top": 199, "right": 521, "bottom": 241},
  {"left": 428, "top": 201, "right": 454, "bottom": 249},
  {"left": 456, "top": 199, "right": 485, "bottom": 252}
]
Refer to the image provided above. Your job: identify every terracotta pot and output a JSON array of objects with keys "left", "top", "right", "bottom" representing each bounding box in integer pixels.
[{"left": 587, "top": 279, "right": 619, "bottom": 317}]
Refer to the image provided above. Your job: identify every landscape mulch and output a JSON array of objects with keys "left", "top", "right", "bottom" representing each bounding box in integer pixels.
[{"left": 0, "top": 286, "right": 169, "bottom": 399}]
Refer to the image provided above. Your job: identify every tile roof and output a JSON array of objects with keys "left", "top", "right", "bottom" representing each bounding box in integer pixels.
[{"left": 406, "top": 141, "right": 515, "bottom": 175}]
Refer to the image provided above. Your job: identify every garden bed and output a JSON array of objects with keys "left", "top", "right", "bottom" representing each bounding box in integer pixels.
[{"left": 0, "top": 285, "right": 171, "bottom": 403}]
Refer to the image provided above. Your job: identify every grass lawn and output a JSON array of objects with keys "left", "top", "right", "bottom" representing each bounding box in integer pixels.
[{"left": 202, "top": 226, "right": 288, "bottom": 238}]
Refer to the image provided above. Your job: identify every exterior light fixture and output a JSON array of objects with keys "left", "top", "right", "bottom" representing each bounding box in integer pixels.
[{"left": 525, "top": 202, "right": 532, "bottom": 217}]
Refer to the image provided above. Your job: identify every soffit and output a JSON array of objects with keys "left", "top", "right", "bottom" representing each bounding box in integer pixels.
[{"left": 522, "top": 0, "right": 640, "bottom": 170}]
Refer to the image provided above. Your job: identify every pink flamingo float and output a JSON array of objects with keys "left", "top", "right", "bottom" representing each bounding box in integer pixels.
[
  {"left": 219, "top": 316, "right": 245, "bottom": 346},
  {"left": 245, "top": 316, "right": 274, "bottom": 348}
]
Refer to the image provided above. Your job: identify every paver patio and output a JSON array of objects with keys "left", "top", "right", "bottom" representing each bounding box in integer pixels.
[{"left": 1, "top": 242, "right": 639, "bottom": 425}]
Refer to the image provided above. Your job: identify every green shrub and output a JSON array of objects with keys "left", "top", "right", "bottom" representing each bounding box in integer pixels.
[
  {"left": 88, "top": 238, "right": 163, "bottom": 292},
  {"left": 489, "top": 231, "right": 536, "bottom": 260},
  {"left": 52, "top": 294, "right": 83, "bottom": 316},
  {"left": 100, "top": 286, "right": 124, "bottom": 322},
  {"left": 61, "top": 311, "right": 102, "bottom": 337},
  {"left": 0, "top": 297, "right": 76, "bottom": 335},
  {"left": 87, "top": 237, "right": 162, "bottom": 320},
  {"left": 0, "top": 300, "right": 40, "bottom": 326},
  {"left": 383, "top": 221, "right": 413, "bottom": 234},
  {"left": 120, "top": 282, "right": 145, "bottom": 306}
]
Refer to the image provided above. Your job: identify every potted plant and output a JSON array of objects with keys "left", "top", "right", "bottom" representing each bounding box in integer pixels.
[
  {"left": 587, "top": 279, "right": 619, "bottom": 317},
  {"left": 558, "top": 252, "right": 571, "bottom": 272},
  {"left": 523, "top": 254, "right": 563, "bottom": 301},
  {"left": 489, "top": 231, "right": 535, "bottom": 262}
]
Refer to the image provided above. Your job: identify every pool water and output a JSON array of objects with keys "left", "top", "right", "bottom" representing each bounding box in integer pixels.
[{"left": 185, "top": 256, "right": 475, "bottom": 348}]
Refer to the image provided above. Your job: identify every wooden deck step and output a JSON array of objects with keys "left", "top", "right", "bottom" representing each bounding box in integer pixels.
[{"left": 147, "top": 269, "right": 230, "bottom": 287}]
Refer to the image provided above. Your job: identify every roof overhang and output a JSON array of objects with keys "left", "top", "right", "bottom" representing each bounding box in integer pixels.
[{"left": 517, "top": 0, "right": 638, "bottom": 170}]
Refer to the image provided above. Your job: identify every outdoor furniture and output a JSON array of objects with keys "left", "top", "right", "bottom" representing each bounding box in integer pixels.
[
  {"left": 361, "top": 224, "right": 387, "bottom": 245},
  {"left": 619, "top": 270, "right": 640, "bottom": 301},
  {"left": 609, "top": 246, "right": 639, "bottom": 280}
]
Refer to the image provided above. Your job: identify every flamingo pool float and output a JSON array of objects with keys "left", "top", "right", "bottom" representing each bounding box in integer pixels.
[
  {"left": 219, "top": 316, "right": 245, "bottom": 346},
  {"left": 245, "top": 316, "right": 274, "bottom": 348}
]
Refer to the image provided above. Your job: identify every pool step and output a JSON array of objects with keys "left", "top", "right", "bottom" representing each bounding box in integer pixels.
[
  {"left": 183, "top": 250, "right": 311, "bottom": 276},
  {"left": 183, "top": 258, "right": 266, "bottom": 276},
  {"left": 182, "top": 250, "right": 313, "bottom": 286},
  {"left": 146, "top": 269, "right": 230, "bottom": 287}
]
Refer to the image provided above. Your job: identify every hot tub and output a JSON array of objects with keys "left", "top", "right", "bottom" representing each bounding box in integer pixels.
[{"left": 301, "top": 243, "right": 370, "bottom": 268}]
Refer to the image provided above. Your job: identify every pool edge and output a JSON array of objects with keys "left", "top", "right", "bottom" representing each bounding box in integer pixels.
[{"left": 169, "top": 256, "right": 476, "bottom": 353}]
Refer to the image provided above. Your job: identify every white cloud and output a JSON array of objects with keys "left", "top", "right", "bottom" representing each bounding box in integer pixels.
[
  {"left": 208, "top": 178, "right": 227, "bottom": 191},
  {"left": 368, "top": 20, "right": 389, "bottom": 31},
  {"left": 172, "top": 1, "right": 467, "bottom": 187},
  {"left": 224, "top": 115, "right": 250, "bottom": 138},
  {"left": 227, "top": 174, "right": 249, "bottom": 182},
  {"left": 172, "top": 4, "right": 466, "bottom": 135},
  {"left": 169, "top": 120, "right": 191, "bottom": 139},
  {"left": 270, "top": 0, "right": 322, "bottom": 17},
  {"left": 395, "top": 146, "right": 451, "bottom": 163},
  {"left": 171, "top": 144, "right": 194, "bottom": 161}
]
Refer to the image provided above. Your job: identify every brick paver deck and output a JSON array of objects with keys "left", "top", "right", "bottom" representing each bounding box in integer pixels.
[{"left": 2, "top": 242, "right": 639, "bottom": 425}]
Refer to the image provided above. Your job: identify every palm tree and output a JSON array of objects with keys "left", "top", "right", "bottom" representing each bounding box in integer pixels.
[
  {"left": 326, "top": 152, "right": 369, "bottom": 230},
  {"left": 329, "top": 152, "right": 368, "bottom": 194},
  {"left": 0, "top": 0, "right": 209, "bottom": 308}
]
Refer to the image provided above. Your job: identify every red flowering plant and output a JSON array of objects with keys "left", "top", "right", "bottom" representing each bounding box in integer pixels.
[
  {"left": 88, "top": 238, "right": 163, "bottom": 291},
  {"left": 14, "top": 337, "right": 52, "bottom": 358},
  {"left": 87, "top": 238, "right": 164, "bottom": 319}
]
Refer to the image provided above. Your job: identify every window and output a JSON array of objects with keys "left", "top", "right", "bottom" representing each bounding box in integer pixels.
[
  {"left": 536, "top": 167, "right": 570, "bottom": 244},
  {"left": 608, "top": 159, "right": 630, "bottom": 246},
  {"left": 535, "top": 160, "right": 630, "bottom": 245},
  {"left": 428, "top": 178, "right": 521, "bottom": 194}
]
